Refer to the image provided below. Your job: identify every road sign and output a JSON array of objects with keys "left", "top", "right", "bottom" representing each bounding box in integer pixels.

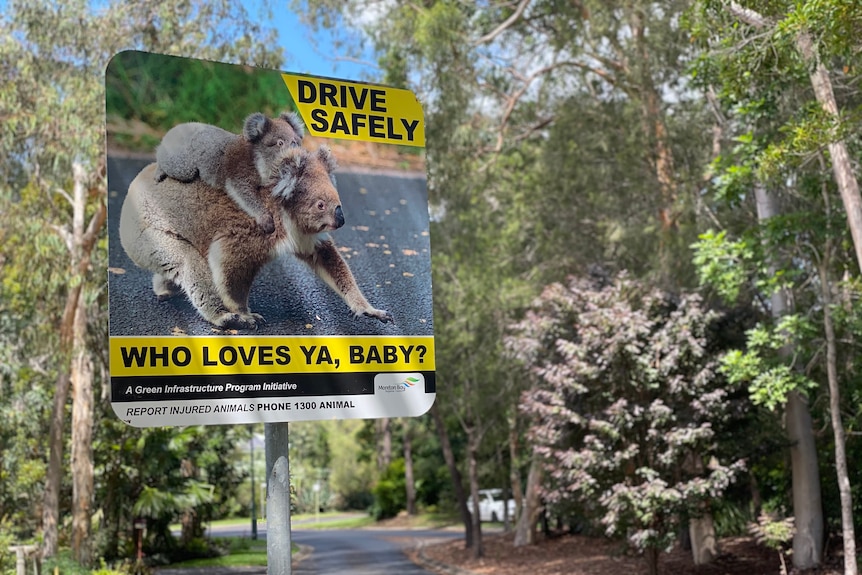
[{"left": 105, "top": 51, "right": 434, "bottom": 426}]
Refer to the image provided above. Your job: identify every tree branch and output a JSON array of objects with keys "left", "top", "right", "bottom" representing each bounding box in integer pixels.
[
  {"left": 725, "top": 2, "right": 772, "bottom": 29},
  {"left": 476, "top": 0, "right": 530, "bottom": 45}
]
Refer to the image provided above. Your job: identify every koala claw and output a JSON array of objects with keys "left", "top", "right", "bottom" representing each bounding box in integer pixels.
[
  {"left": 364, "top": 309, "right": 394, "bottom": 324},
  {"left": 216, "top": 312, "right": 264, "bottom": 331}
]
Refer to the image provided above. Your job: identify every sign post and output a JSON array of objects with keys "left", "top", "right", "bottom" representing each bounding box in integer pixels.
[
  {"left": 105, "top": 51, "right": 433, "bottom": 574},
  {"left": 266, "top": 423, "right": 291, "bottom": 575}
]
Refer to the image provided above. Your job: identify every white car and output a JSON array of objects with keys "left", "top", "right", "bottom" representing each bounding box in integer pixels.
[{"left": 467, "top": 489, "right": 517, "bottom": 522}]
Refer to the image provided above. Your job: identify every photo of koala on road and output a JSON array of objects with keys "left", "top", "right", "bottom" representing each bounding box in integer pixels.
[{"left": 120, "top": 146, "right": 394, "bottom": 330}]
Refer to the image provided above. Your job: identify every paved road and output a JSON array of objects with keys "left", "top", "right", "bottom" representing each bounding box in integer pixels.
[
  {"left": 292, "top": 528, "right": 459, "bottom": 574},
  {"left": 156, "top": 525, "right": 462, "bottom": 575},
  {"left": 106, "top": 157, "right": 434, "bottom": 337}
]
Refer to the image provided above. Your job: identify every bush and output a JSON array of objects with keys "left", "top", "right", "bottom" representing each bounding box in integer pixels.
[
  {"left": 371, "top": 459, "right": 406, "bottom": 520},
  {"left": 42, "top": 553, "right": 91, "bottom": 575}
]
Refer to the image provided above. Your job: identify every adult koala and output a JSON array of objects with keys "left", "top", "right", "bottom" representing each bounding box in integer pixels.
[{"left": 120, "top": 146, "right": 393, "bottom": 330}]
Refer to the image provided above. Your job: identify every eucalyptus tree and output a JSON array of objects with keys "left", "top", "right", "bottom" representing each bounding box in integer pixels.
[
  {"left": 0, "top": 0, "right": 282, "bottom": 564},
  {"left": 689, "top": 1, "right": 862, "bottom": 570}
]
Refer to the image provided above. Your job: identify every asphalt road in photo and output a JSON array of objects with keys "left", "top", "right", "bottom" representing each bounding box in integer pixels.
[{"left": 106, "top": 156, "right": 434, "bottom": 337}]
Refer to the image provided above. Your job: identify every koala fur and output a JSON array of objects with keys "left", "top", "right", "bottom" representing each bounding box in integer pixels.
[
  {"left": 154, "top": 112, "right": 305, "bottom": 234},
  {"left": 121, "top": 146, "right": 393, "bottom": 330}
]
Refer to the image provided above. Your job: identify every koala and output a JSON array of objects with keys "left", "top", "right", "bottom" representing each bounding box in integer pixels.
[
  {"left": 154, "top": 111, "right": 305, "bottom": 235},
  {"left": 120, "top": 145, "right": 393, "bottom": 330}
]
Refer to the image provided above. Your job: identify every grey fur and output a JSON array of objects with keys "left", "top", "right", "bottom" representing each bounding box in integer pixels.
[
  {"left": 120, "top": 149, "right": 392, "bottom": 330},
  {"left": 154, "top": 111, "right": 305, "bottom": 234}
]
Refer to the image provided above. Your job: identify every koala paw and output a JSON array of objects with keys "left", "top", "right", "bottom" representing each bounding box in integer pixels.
[
  {"left": 152, "top": 274, "right": 180, "bottom": 301},
  {"left": 215, "top": 312, "right": 265, "bottom": 330},
  {"left": 258, "top": 213, "right": 276, "bottom": 235},
  {"left": 363, "top": 308, "right": 394, "bottom": 324}
]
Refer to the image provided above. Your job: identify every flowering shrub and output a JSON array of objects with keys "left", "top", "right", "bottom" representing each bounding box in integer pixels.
[{"left": 510, "top": 274, "right": 746, "bottom": 570}]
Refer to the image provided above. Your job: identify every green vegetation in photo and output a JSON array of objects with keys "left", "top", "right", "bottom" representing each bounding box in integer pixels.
[{"left": 105, "top": 51, "right": 296, "bottom": 151}]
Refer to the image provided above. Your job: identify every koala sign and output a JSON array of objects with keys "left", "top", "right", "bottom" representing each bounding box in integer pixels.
[{"left": 105, "top": 51, "right": 434, "bottom": 427}]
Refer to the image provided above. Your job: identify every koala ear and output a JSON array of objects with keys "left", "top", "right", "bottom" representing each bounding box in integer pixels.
[
  {"left": 272, "top": 148, "right": 308, "bottom": 201},
  {"left": 280, "top": 111, "right": 305, "bottom": 140},
  {"left": 317, "top": 145, "right": 337, "bottom": 173},
  {"left": 243, "top": 113, "right": 269, "bottom": 142}
]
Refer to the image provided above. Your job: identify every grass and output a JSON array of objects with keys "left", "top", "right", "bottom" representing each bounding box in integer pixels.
[
  {"left": 174, "top": 551, "right": 269, "bottom": 568},
  {"left": 170, "top": 538, "right": 290, "bottom": 568},
  {"left": 292, "top": 514, "right": 376, "bottom": 530}
]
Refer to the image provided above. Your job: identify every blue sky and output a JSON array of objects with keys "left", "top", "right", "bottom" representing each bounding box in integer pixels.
[
  {"left": 266, "top": 7, "right": 378, "bottom": 82},
  {"left": 0, "top": 0, "right": 379, "bottom": 82}
]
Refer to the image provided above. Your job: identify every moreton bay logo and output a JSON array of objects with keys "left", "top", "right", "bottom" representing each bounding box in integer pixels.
[{"left": 374, "top": 373, "right": 424, "bottom": 393}]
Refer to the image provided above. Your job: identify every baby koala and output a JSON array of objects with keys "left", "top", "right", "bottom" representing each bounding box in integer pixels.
[{"left": 154, "top": 111, "right": 304, "bottom": 234}]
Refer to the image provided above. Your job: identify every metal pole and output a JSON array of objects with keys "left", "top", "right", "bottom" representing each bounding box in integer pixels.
[
  {"left": 265, "top": 422, "right": 291, "bottom": 575},
  {"left": 250, "top": 428, "right": 257, "bottom": 540}
]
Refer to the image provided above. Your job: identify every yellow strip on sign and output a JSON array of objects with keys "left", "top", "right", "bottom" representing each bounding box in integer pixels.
[
  {"left": 110, "top": 335, "right": 435, "bottom": 377},
  {"left": 282, "top": 74, "right": 425, "bottom": 147}
]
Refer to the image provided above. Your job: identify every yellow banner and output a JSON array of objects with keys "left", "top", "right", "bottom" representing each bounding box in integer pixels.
[
  {"left": 282, "top": 74, "right": 425, "bottom": 147},
  {"left": 110, "top": 335, "right": 435, "bottom": 376}
]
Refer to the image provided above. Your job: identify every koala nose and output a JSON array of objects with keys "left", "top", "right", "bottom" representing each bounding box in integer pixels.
[{"left": 334, "top": 205, "right": 345, "bottom": 229}]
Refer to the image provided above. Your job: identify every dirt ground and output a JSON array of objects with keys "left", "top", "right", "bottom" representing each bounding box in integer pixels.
[{"left": 412, "top": 531, "right": 846, "bottom": 575}]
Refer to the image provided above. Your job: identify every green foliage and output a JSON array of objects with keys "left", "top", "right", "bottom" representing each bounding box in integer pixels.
[
  {"left": 692, "top": 230, "right": 754, "bottom": 302},
  {"left": 323, "top": 420, "right": 375, "bottom": 510},
  {"left": 720, "top": 317, "right": 818, "bottom": 411},
  {"left": 105, "top": 51, "right": 295, "bottom": 151},
  {"left": 748, "top": 512, "right": 795, "bottom": 552},
  {"left": 0, "top": 519, "right": 18, "bottom": 575},
  {"left": 711, "top": 499, "right": 755, "bottom": 538},
  {"left": 371, "top": 458, "right": 407, "bottom": 520},
  {"left": 42, "top": 552, "right": 93, "bottom": 575},
  {"left": 90, "top": 558, "right": 152, "bottom": 575}
]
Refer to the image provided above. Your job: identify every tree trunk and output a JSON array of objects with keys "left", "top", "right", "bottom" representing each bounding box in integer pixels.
[
  {"left": 466, "top": 434, "right": 483, "bottom": 559},
  {"left": 689, "top": 515, "right": 718, "bottom": 565},
  {"left": 508, "top": 413, "right": 523, "bottom": 521},
  {"left": 514, "top": 450, "right": 543, "bottom": 547},
  {"left": 629, "top": 2, "right": 678, "bottom": 259},
  {"left": 796, "top": 31, "right": 862, "bottom": 277},
  {"left": 43, "top": 160, "right": 104, "bottom": 560},
  {"left": 377, "top": 418, "right": 392, "bottom": 470},
  {"left": 69, "top": 161, "right": 96, "bottom": 566},
  {"left": 70, "top": 287, "right": 94, "bottom": 565},
  {"left": 403, "top": 423, "right": 417, "bottom": 516},
  {"left": 786, "top": 391, "right": 824, "bottom": 568},
  {"left": 42, "top": 371, "right": 70, "bottom": 559},
  {"left": 817, "top": 246, "right": 858, "bottom": 575},
  {"left": 645, "top": 546, "right": 660, "bottom": 575},
  {"left": 180, "top": 459, "right": 198, "bottom": 545},
  {"left": 430, "top": 403, "right": 473, "bottom": 548},
  {"left": 755, "top": 183, "right": 824, "bottom": 569}
]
